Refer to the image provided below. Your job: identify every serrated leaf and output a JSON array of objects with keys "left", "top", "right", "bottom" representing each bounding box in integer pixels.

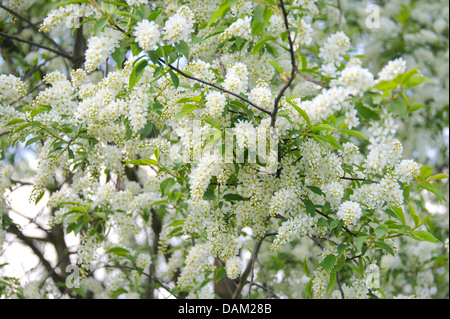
[
  {"left": 374, "top": 241, "right": 395, "bottom": 256},
  {"left": 305, "top": 199, "right": 315, "bottom": 217},
  {"left": 6, "top": 119, "right": 25, "bottom": 126},
  {"left": 410, "top": 230, "right": 437, "bottom": 244},
  {"left": 419, "top": 166, "right": 434, "bottom": 179},
  {"left": 174, "top": 40, "right": 190, "bottom": 59},
  {"left": 327, "top": 271, "right": 337, "bottom": 294},
  {"left": 106, "top": 247, "right": 130, "bottom": 256},
  {"left": 339, "top": 129, "right": 368, "bottom": 140},
  {"left": 160, "top": 177, "right": 176, "bottom": 196},
  {"left": 175, "top": 104, "right": 199, "bottom": 119},
  {"left": 252, "top": 36, "right": 275, "bottom": 55},
  {"left": 390, "top": 206, "right": 406, "bottom": 226},
  {"left": 303, "top": 257, "right": 310, "bottom": 278},
  {"left": 25, "top": 135, "right": 46, "bottom": 147},
  {"left": 320, "top": 254, "right": 336, "bottom": 272},
  {"left": 305, "top": 279, "right": 312, "bottom": 299},
  {"left": 268, "top": 60, "right": 283, "bottom": 73},
  {"left": 429, "top": 174, "right": 448, "bottom": 181},
  {"left": 94, "top": 17, "right": 108, "bottom": 36},
  {"left": 203, "top": 117, "right": 220, "bottom": 129}
]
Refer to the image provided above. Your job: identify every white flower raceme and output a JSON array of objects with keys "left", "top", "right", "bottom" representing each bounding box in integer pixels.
[
  {"left": 249, "top": 83, "right": 273, "bottom": 111},
  {"left": 85, "top": 29, "right": 122, "bottom": 73},
  {"left": 133, "top": 19, "right": 160, "bottom": 51},
  {"left": 377, "top": 58, "right": 407, "bottom": 82},
  {"left": 394, "top": 159, "right": 421, "bottom": 183},
  {"left": 163, "top": 6, "right": 194, "bottom": 44},
  {"left": 225, "top": 256, "right": 241, "bottom": 279},
  {"left": 223, "top": 62, "right": 249, "bottom": 95},
  {"left": 338, "top": 65, "right": 375, "bottom": 96},
  {"left": 40, "top": 4, "right": 101, "bottom": 32},
  {"left": 337, "top": 201, "right": 362, "bottom": 225},
  {"left": 319, "top": 31, "right": 351, "bottom": 64},
  {"left": 220, "top": 16, "right": 252, "bottom": 40},
  {"left": 136, "top": 253, "right": 152, "bottom": 270},
  {"left": 205, "top": 91, "right": 226, "bottom": 117},
  {"left": 0, "top": 74, "right": 27, "bottom": 104},
  {"left": 297, "top": 19, "right": 313, "bottom": 45}
]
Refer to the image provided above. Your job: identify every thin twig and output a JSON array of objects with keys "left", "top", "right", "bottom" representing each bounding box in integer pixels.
[{"left": 271, "top": 0, "right": 297, "bottom": 127}]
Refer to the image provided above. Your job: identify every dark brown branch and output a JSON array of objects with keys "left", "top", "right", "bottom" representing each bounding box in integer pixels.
[
  {"left": 0, "top": 3, "right": 72, "bottom": 59},
  {"left": 232, "top": 237, "right": 265, "bottom": 299},
  {"left": 295, "top": 67, "right": 329, "bottom": 88},
  {"left": 0, "top": 31, "right": 73, "bottom": 60},
  {"left": 158, "top": 58, "right": 271, "bottom": 115},
  {"left": 271, "top": 0, "right": 297, "bottom": 127}
]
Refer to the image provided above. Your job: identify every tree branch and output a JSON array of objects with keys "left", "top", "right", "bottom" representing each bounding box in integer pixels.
[
  {"left": 271, "top": 0, "right": 297, "bottom": 127},
  {"left": 0, "top": 3, "right": 72, "bottom": 59},
  {"left": 158, "top": 58, "right": 271, "bottom": 115},
  {"left": 0, "top": 31, "right": 73, "bottom": 60}
]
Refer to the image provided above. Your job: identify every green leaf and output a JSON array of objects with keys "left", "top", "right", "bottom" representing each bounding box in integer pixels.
[
  {"left": 174, "top": 40, "right": 190, "bottom": 59},
  {"left": 94, "top": 17, "right": 108, "bottom": 36},
  {"left": 339, "top": 129, "right": 368, "bottom": 140},
  {"left": 429, "top": 174, "right": 449, "bottom": 181},
  {"left": 374, "top": 80, "right": 398, "bottom": 91},
  {"left": 320, "top": 254, "right": 336, "bottom": 272},
  {"left": 106, "top": 247, "right": 130, "bottom": 257},
  {"left": 268, "top": 60, "right": 283, "bottom": 73},
  {"left": 35, "top": 190, "right": 45, "bottom": 205},
  {"left": 327, "top": 271, "right": 337, "bottom": 294},
  {"left": 175, "top": 104, "right": 198, "bottom": 119},
  {"left": 303, "top": 257, "right": 310, "bottom": 278},
  {"left": 374, "top": 241, "right": 395, "bottom": 256},
  {"left": 403, "top": 74, "right": 432, "bottom": 89},
  {"left": 408, "top": 203, "right": 420, "bottom": 227},
  {"left": 390, "top": 99, "right": 407, "bottom": 116},
  {"left": 306, "top": 185, "right": 324, "bottom": 196},
  {"left": 410, "top": 230, "right": 437, "bottom": 244},
  {"left": 355, "top": 235, "right": 368, "bottom": 253},
  {"left": 390, "top": 206, "right": 406, "bottom": 226},
  {"left": 223, "top": 193, "right": 246, "bottom": 201},
  {"left": 312, "top": 134, "right": 343, "bottom": 151},
  {"left": 252, "top": 36, "right": 275, "bottom": 55},
  {"left": 419, "top": 166, "right": 434, "bottom": 179},
  {"left": 147, "top": 9, "right": 162, "bottom": 21},
  {"left": 126, "top": 158, "right": 158, "bottom": 166},
  {"left": 209, "top": 0, "right": 231, "bottom": 26},
  {"left": 203, "top": 117, "right": 220, "bottom": 129},
  {"left": 215, "top": 267, "right": 227, "bottom": 283},
  {"left": 251, "top": 5, "right": 268, "bottom": 36},
  {"left": 408, "top": 104, "right": 427, "bottom": 112},
  {"left": 305, "top": 279, "right": 313, "bottom": 299},
  {"left": 355, "top": 103, "right": 379, "bottom": 120},
  {"left": 139, "top": 121, "right": 153, "bottom": 140},
  {"left": 25, "top": 135, "right": 46, "bottom": 147},
  {"left": 168, "top": 219, "right": 185, "bottom": 227},
  {"left": 375, "top": 225, "right": 388, "bottom": 238},
  {"left": 160, "top": 177, "right": 176, "bottom": 196},
  {"left": 305, "top": 199, "right": 315, "bottom": 217},
  {"left": 168, "top": 70, "right": 179, "bottom": 88},
  {"left": 6, "top": 118, "right": 25, "bottom": 126},
  {"left": 286, "top": 101, "right": 311, "bottom": 127},
  {"left": 129, "top": 58, "right": 148, "bottom": 89}
]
